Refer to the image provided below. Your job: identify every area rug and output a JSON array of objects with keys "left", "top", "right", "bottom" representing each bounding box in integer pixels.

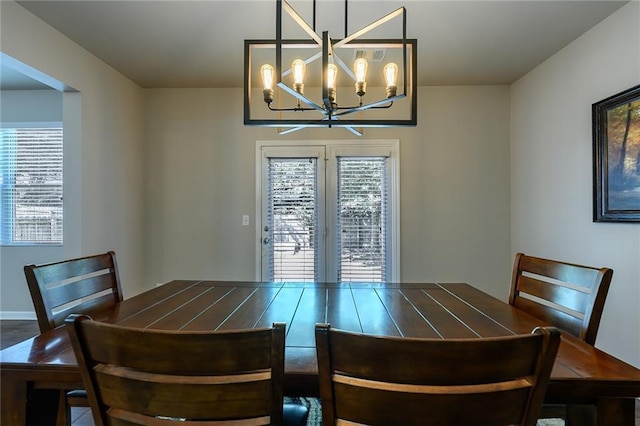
[
  {"left": 285, "top": 397, "right": 564, "bottom": 425},
  {"left": 285, "top": 397, "right": 322, "bottom": 425}
]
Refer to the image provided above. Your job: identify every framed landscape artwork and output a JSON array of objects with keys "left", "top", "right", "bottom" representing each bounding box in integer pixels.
[{"left": 593, "top": 84, "right": 640, "bottom": 222}]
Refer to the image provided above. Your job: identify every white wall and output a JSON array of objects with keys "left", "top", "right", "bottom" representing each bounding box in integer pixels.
[
  {"left": 511, "top": 1, "right": 640, "bottom": 367},
  {"left": 0, "top": 0, "right": 145, "bottom": 315},
  {"left": 0, "top": 89, "right": 62, "bottom": 122},
  {"left": 143, "top": 86, "right": 512, "bottom": 298}
]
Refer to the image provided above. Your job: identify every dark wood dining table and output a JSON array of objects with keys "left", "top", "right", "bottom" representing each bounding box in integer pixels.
[{"left": 1, "top": 280, "right": 639, "bottom": 425}]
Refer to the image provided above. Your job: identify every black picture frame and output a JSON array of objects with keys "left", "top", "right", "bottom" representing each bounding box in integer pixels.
[{"left": 593, "top": 84, "right": 640, "bottom": 222}]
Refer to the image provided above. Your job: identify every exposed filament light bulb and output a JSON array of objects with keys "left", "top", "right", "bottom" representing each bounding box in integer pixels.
[
  {"left": 383, "top": 62, "right": 398, "bottom": 98},
  {"left": 354, "top": 58, "right": 368, "bottom": 97},
  {"left": 292, "top": 59, "right": 306, "bottom": 95},
  {"left": 327, "top": 63, "right": 338, "bottom": 110},
  {"left": 327, "top": 63, "right": 338, "bottom": 90},
  {"left": 260, "top": 64, "right": 275, "bottom": 104}
]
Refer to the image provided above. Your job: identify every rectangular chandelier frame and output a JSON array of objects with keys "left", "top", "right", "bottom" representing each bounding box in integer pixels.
[{"left": 244, "top": 0, "right": 417, "bottom": 133}]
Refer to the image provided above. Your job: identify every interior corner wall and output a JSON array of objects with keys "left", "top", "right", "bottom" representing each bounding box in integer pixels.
[
  {"left": 0, "top": 0, "right": 145, "bottom": 316},
  {"left": 511, "top": 1, "right": 640, "bottom": 367}
]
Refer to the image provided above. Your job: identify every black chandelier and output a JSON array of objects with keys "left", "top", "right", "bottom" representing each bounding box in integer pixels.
[{"left": 244, "top": 0, "right": 417, "bottom": 135}]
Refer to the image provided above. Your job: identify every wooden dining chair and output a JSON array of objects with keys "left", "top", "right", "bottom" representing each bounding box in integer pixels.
[
  {"left": 509, "top": 252, "right": 614, "bottom": 423},
  {"left": 66, "top": 315, "right": 309, "bottom": 426},
  {"left": 509, "top": 252, "right": 613, "bottom": 346},
  {"left": 24, "top": 251, "right": 123, "bottom": 426},
  {"left": 315, "top": 324, "right": 561, "bottom": 426}
]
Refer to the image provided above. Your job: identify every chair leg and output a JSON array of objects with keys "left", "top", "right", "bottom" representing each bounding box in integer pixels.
[
  {"left": 565, "top": 404, "right": 596, "bottom": 426},
  {"left": 56, "top": 390, "right": 70, "bottom": 426}
]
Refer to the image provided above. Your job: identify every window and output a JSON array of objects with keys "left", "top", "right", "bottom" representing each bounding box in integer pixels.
[
  {"left": 257, "top": 141, "right": 399, "bottom": 282},
  {"left": 335, "top": 156, "right": 388, "bottom": 282},
  {"left": 0, "top": 126, "right": 63, "bottom": 245},
  {"left": 266, "top": 157, "right": 320, "bottom": 281}
]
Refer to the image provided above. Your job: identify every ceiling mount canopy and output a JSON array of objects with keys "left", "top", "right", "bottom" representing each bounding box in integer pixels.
[{"left": 244, "top": 0, "right": 417, "bottom": 136}]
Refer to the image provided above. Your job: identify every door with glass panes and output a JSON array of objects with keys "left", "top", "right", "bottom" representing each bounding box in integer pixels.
[{"left": 257, "top": 142, "right": 398, "bottom": 283}]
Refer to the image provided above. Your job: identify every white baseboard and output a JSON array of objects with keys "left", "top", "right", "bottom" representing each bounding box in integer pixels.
[{"left": 0, "top": 311, "right": 37, "bottom": 320}]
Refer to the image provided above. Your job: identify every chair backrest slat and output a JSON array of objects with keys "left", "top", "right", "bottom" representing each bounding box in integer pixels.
[
  {"left": 327, "top": 329, "right": 544, "bottom": 384},
  {"left": 509, "top": 252, "right": 613, "bottom": 345},
  {"left": 66, "top": 315, "right": 287, "bottom": 426},
  {"left": 50, "top": 292, "right": 122, "bottom": 328},
  {"left": 517, "top": 274, "right": 590, "bottom": 314},
  {"left": 34, "top": 253, "right": 116, "bottom": 285},
  {"left": 315, "top": 324, "right": 560, "bottom": 426},
  {"left": 44, "top": 273, "right": 118, "bottom": 309},
  {"left": 25, "top": 251, "right": 123, "bottom": 333},
  {"left": 519, "top": 255, "right": 602, "bottom": 287}
]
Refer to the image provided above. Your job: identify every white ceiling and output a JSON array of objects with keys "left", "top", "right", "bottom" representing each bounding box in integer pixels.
[{"left": 3, "top": 0, "right": 630, "bottom": 90}]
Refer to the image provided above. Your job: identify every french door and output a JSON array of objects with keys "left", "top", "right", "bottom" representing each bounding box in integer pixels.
[{"left": 256, "top": 141, "right": 399, "bottom": 283}]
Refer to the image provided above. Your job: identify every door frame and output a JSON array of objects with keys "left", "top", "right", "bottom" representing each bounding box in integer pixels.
[{"left": 256, "top": 144, "right": 326, "bottom": 282}]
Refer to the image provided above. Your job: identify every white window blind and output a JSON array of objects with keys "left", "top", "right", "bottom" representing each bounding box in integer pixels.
[
  {"left": 0, "top": 127, "right": 63, "bottom": 245},
  {"left": 336, "top": 156, "right": 388, "bottom": 282},
  {"left": 266, "top": 158, "right": 318, "bottom": 281}
]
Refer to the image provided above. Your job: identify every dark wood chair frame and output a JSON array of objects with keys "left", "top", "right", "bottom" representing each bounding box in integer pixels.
[
  {"left": 509, "top": 252, "right": 614, "bottom": 423},
  {"left": 509, "top": 252, "right": 613, "bottom": 346},
  {"left": 24, "top": 251, "right": 123, "bottom": 426},
  {"left": 315, "top": 323, "right": 561, "bottom": 426},
  {"left": 66, "top": 315, "right": 307, "bottom": 426}
]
